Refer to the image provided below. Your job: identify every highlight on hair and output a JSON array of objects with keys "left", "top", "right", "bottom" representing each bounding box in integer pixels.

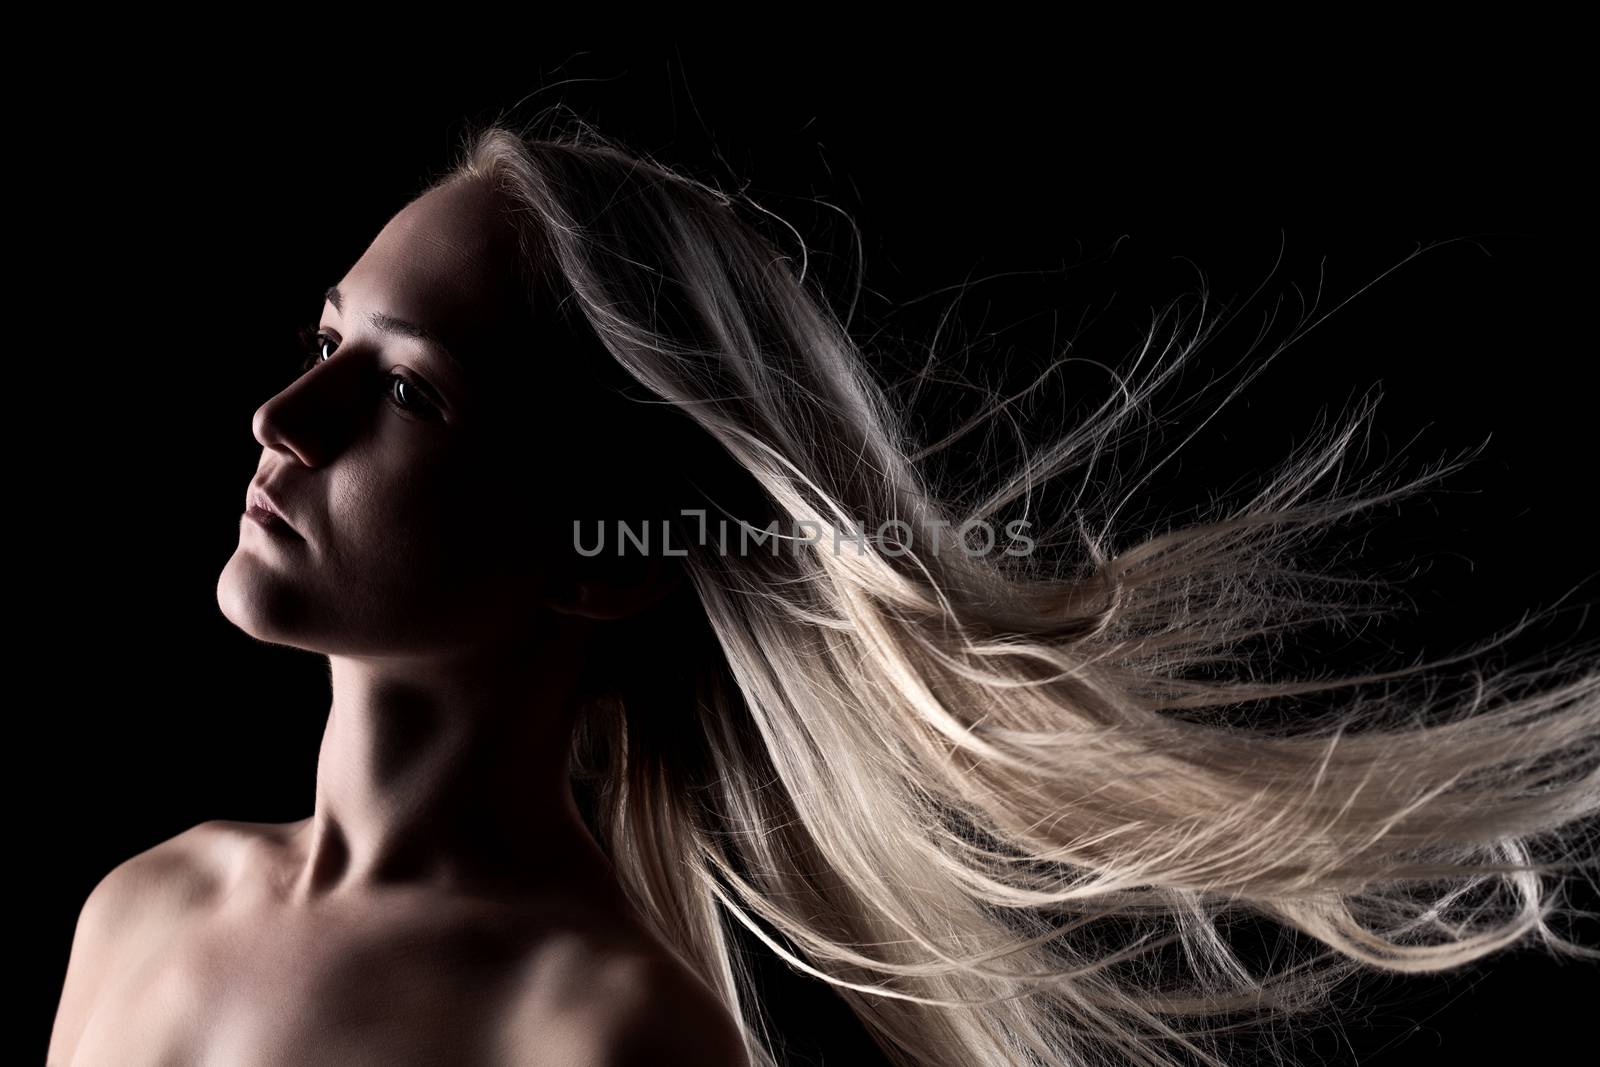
[{"left": 424, "top": 112, "right": 1600, "bottom": 1067}]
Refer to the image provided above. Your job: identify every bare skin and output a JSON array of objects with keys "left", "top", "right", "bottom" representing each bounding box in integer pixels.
[{"left": 49, "top": 176, "right": 746, "bottom": 1066}]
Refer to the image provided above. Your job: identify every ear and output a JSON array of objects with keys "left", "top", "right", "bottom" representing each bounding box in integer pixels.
[{"left": 543, "top": 553, "right": 686, "bottom": 621}]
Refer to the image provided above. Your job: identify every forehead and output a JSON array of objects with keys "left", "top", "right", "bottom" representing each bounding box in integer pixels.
[{"left": 331, "top": 177, "right": 527, "bottom": 361}]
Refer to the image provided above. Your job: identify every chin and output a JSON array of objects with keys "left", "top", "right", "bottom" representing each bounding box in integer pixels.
[{"left": 216, "top": 551, "right": 317, "bottom": 646}]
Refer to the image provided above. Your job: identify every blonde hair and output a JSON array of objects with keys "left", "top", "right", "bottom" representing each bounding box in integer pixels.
[{"left": 431, "top": 114, "right": 1599, "bottom": 1067}]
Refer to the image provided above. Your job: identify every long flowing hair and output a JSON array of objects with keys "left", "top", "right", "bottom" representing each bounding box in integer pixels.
[{"left": 430, "top": 115, "right": 1599, "bottom": 1067}]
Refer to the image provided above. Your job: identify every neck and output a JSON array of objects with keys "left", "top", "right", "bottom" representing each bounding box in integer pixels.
[{"left": 288, "top": 622, "right": 618, "bottom": 907}]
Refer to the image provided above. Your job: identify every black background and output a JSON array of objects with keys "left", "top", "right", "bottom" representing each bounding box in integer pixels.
[{"left": 26, "top": 45, "right": 1597, "bottom": 1065}]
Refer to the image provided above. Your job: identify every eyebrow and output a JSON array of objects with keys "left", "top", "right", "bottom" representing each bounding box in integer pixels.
[{"left": 324, "top": 285, "right": 464, "bottom": 373}]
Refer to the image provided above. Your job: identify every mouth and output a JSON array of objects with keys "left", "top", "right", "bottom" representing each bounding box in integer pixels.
[{"left": 245, "top": 485, "right": 304, "bottom": 540}]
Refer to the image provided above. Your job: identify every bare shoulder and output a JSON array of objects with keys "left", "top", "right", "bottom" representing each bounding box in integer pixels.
[
  {"left": 47, "top": 819, "right": 243, "bottom": 1066},
  {"left": 597, "top": 952, "right": 749, "bottom": 1067},
  {"left": 70, "top": 818, "right": 247, "bottom": 942},
  {"left": 498, "top": 927, "right": 749, "bottom": 1067}
]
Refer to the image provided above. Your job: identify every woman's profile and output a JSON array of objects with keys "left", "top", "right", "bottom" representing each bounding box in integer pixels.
[{"left": 47, "top": 115, "right": 1600, "bottom": 1067}]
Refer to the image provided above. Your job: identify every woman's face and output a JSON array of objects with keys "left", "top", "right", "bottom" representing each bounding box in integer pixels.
[{"left": 217, "top": 176, "right": 568, "bottom": 656}]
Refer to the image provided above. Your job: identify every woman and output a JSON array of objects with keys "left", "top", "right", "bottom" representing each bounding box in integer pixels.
[{"left": 48, "top": 119, "right": 1600, "bottom": 1067}]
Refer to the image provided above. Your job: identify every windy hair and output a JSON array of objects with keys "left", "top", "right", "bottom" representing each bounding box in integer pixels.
[{"left": 420, "top": 114, "right": 1600, "bottom": 1067}]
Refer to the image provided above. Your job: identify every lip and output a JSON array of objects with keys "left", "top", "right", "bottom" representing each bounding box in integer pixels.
[{"left": 245, "top": 483, "right": 304, "bottom": 540}]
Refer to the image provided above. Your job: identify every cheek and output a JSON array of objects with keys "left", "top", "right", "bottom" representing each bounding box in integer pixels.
[
  {"left": 325, "top": 446, "right": 463, "bottom": 584},
  {"left": 326, "top": 419, "right": 573, "bottom": 599},
  {"left": 438, "top": 457, "right": 552, "bottom": 579}
]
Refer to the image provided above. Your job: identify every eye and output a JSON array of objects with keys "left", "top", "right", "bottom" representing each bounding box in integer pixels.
[
  {"left": 290, "top": 322, "right": 443, "bottom": 420},
  {"left": 386, "top": 375, "right": 438, "bottom": 417},
  {"left": 294, "top": 323, "right": 333, "bottom": 373}
]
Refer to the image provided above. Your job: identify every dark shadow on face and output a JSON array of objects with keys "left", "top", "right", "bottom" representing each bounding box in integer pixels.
[{"left": 217, "top": 174, "right": 648, "bottom": 659}]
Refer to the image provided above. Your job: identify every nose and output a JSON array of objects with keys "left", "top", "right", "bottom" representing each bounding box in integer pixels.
[
  {"left": 251, "top": 359, "right": 359, "bottom": 467},
  {"left": 252, "top": 385, "right": 322, "bottom": 466}
]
